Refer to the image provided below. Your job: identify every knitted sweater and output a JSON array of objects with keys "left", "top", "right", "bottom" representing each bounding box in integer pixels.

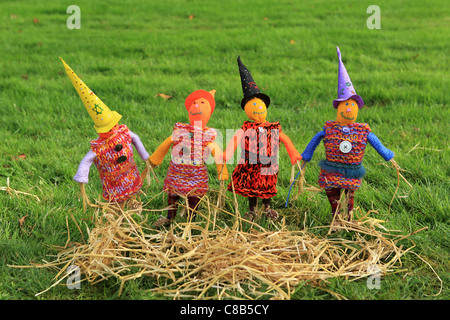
[
  {"left": 74, "top": 125, "right": 149, "bottom": 184},
  {"left": 149, "top": 123, "right": 228, "bottom": 180},
  {"left": 301, "top": 121, "right": 394, "bottom": 179}
]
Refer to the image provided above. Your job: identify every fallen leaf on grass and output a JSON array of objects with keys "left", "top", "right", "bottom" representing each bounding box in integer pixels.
[
  {"left": 11, "top": 153, "right": 28, "bottom": 161},
  {"left": 189, "top": 14, "right": 195, "bottom": 20},
  {"left": 154, "top": 93, "right": 173, "bottom": 100},
  {"left": 33, "top": 18, "right": 39, "bottom": 24},
  {"left": 19, "top": 214, "right": 28, "bottom": 227}
]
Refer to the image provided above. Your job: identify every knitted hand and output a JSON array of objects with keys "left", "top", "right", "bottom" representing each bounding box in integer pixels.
[
  {"left": 141, "top": 158, "right": 159, "bottom": 187},
  {"left": 389, "top": 158, "right": 412, "bottom": 188},
  {"left": 208, "top": 141, "right": 229, "bottom": 181},
  {"left": 217, "top": 164, "right": 229, "bottom": 181},
  {"left": 291, "top": 155, "right": 303, "bottom": 165}
]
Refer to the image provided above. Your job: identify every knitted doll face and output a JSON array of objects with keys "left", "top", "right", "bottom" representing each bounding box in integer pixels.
[
  {"left": 336, "top": 99, "right": 358, "bottom": 125},
  {"left": 188, "top": 97, "right": 212, "bottom": 128},
  {"left": 244, "top": 97, "right": 267, "bottom": 123},
  {"left": 98, "top": 124, "right": 119, "bottom": 139}
]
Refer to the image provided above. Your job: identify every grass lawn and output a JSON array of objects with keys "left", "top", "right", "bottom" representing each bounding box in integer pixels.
[{"left": 0, "top": 0, "right": 448, "bottom": 300}]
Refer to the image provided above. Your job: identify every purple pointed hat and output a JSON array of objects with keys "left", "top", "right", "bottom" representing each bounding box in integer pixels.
[{"left": 332, "top": 46, "right": 364, "bottom": 109}]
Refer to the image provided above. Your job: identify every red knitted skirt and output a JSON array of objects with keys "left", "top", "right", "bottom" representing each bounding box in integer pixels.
[
  {"left": 164, "top": 162, "right": 209, "bottom": 197},
  {"left": 228, "top": 163, "right": 278, "bottom": 199}
]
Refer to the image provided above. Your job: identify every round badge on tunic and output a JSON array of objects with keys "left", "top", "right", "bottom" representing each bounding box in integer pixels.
[
  {"left": 258, "top": 127, "right": 264, "bottom": 133},
  {"left": 339, "top": 140, "right": 352, "bottom": 153}
]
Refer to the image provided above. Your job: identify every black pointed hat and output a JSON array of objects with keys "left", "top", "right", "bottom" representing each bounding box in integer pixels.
[{"left": 237, "top": 56, "right": 270, "bottom": 109}]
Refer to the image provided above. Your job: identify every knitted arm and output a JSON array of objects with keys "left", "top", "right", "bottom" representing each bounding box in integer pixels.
[
  {"left": 73, "top": 150, "right": 96, "bottom": 184},
  {"left": 130, "top": 131, "right": 150, "bottom": 161},
  {"left": 367, "top": 132, "right": 394, "bottom": 161},
  {"left": 149, "top": 136, "right": 173, "bottom": 166},
  {"left": 208, "top": 142, "right": 229, "bottom": 180},
  {"left": 279, "top": 131, "right": 302, "bottom": 165},
  {"left": 223, "top": 128, "right": 244, "bottom": 163},
  {"left": 300, "top": 130, "right": 325, "bottom": 162}
]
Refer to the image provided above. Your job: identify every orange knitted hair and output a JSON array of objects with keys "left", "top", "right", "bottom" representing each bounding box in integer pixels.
[{"left": 185, "top": 90, "right": 216, "bottom": 115}]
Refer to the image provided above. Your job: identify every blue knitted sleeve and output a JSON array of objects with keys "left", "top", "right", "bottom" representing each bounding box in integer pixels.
[
  {"left": 301, "top": 130, "right": 325, "bottom": 162},
  {"left": 367, "top": 132, "right": 394, "bottom": 161}
]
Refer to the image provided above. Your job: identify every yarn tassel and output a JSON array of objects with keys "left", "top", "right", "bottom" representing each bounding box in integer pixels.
[
  {"left": 296, "top": 160, "right": 307, "bottom": 197},
  {"left": 141, "top": 159, "right": 159, "bottom": 187},
  {"left": 217, "top": 164, "right": 227, "bottom": 210},
  {"left": 80, "top": 183, "right": 91, "bottom": 213},
  {"left": 388, "top": 158, "right": 413, "bottom": 214},
  {"left": 285, "top": 161, "right": 307, "bottom": 206}
]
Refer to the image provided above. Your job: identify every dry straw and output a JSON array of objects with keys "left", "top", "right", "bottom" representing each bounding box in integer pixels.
[{"left": 19, "top": 189, "right": 430, "bottom": 300}]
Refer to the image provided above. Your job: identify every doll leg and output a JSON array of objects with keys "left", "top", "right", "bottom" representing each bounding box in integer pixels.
[
  {"left": 187, "top": 196, "right": 201, "bottom": 221},
  {"left": 167, "top": 195, "right": 180, "bottom": 220},
  {"left": 345, "top": 189, "right": 355, "bottom": 216},
  {"left": 262, "top": 198, "right": 279, "bottom": 220},
  {"left": 325, "top": 188, "right": 341, "bottom": 215},
  {"left": 154, "top": 194, "right": 179, "bottom": 227},
  {"left": 326, "top": 188, "right": 355, "bottom": 217},
  {"left": 244, "top": 197, "right": 258, "bottom": 220}
]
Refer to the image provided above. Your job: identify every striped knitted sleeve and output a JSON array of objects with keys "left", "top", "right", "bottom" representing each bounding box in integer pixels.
[
  {"left": 130, "top": 131, "right": 150, "bottom": 161},
  {"left": 73, "top": 150, "right": 96, "bottom": 184},
  {"left": 301, "top": 130, "right": 325, "bottom": 162},
  {"left": 367, "top": 132, "right": 394, "bottom": 161}
]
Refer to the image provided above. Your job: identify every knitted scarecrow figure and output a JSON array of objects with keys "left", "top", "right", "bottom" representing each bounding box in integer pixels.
[
  {"left": 60, "top": 58, "right": 151, "bottom": 207},
  {"left": 301, "top": 47, "right": 395, "bottom": 219},
  {"left": 224, "top": 56, "right": 302, "bottom": 221},
  {"left": 149, "top": 89, "right": 228, "bottom": 227}
]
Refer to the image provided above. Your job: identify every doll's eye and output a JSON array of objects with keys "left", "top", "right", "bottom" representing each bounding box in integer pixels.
[
  {"left": 346, "top": 103, "right": 349, "bottom": 106},
  {"left": 352, "top": 103, "right": 355, "bottom": 106},
  {"left": 253, "top": 102, "right": 256, "bottom": 105}
]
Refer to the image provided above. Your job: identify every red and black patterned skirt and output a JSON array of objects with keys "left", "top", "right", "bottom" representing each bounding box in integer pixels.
[{"left": 227, "top": 121, "right": 280, "bottom": 198}]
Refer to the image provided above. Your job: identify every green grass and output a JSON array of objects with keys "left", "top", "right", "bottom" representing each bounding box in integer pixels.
[{"left": 0, "top": 0, "right": 448, "bottom": 300}]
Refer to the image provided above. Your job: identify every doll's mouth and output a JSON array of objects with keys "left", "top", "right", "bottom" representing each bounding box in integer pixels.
[
  {"left": 190, "top": 111, "right": 202, "bottom": 115},
  {"left": 253, "top": 110, "right": 266, "bottom": 115},
  {"left": 340, "top": 112, "right": 354, "bottom": 120}
]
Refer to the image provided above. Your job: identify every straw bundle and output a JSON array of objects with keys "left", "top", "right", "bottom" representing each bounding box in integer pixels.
[{"left": 28, "top": 192, "right": 421, "bottom": 300}]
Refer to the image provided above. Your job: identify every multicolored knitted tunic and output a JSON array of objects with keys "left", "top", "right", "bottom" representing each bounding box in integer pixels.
[
  {"left": 301, "top": 120, "right": 394, "bottom": 191},
  {"left": 163, "top": 122, "right": 217, "bottom": 197},
  {"left": 74, "top": 125, "right": 149, "bottom": 202},
  {"left": 228, "top": 121, "right": 281, "bottom": 198}
]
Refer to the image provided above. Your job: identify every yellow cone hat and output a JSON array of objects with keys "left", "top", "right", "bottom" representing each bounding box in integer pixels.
[{"left": 60, "top": 57, "right": 122, "bottom": 133}]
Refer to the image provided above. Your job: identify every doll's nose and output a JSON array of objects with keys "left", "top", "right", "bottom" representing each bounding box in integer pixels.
[{"left": 346, "top": 108, "right": 352, "bottom": 112}]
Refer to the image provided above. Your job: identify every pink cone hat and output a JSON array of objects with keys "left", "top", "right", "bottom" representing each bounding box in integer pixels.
[{"left": 332, "top": 46, "right": 364, "bottom": 109}]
